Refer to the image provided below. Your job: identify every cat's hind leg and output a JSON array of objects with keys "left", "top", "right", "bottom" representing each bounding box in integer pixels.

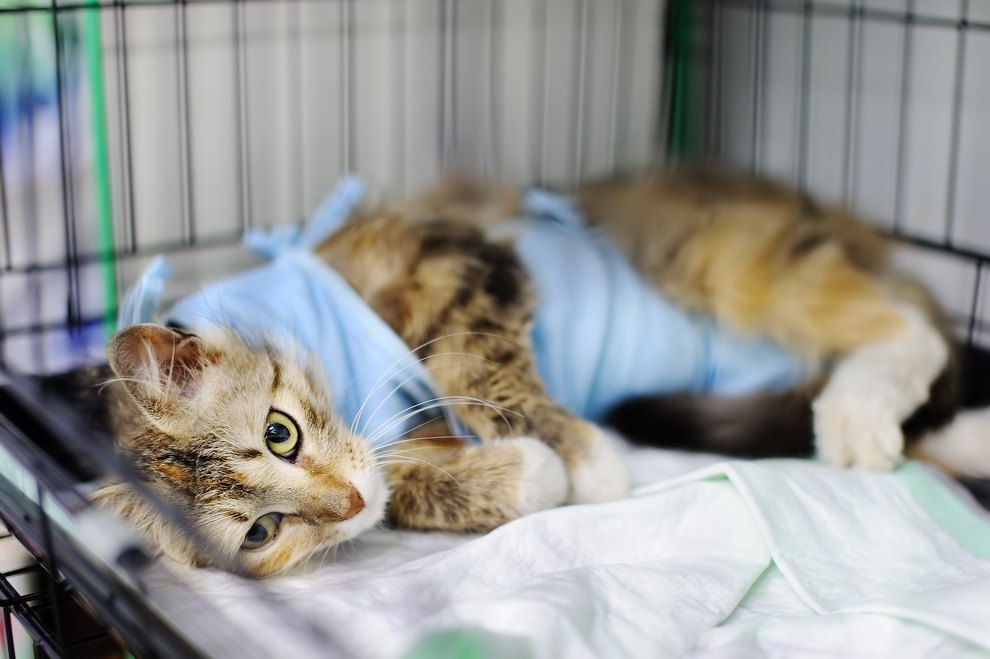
[
  {"left": 747, "top": 259, "right": 952, "bottom": 470},
  {"left": 714, "top": 239, "right": 952, "bottom": 470},
  {"left": 579, "top": 172, "right": 954, "bottom": 470}
]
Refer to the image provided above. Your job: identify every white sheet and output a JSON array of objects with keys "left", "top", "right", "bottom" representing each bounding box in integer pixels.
[{"left": 164, "top": 443, "right": 990, "bottom": 659}]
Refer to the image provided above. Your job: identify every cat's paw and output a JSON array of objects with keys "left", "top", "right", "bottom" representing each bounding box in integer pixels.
[
  {"left": 812, "top": 394, "right": 904, "bottom": 471},
  {"left": 567, "top": 424, "right": 630, "bottom": 504},
  {"left": 497, "top": 437, "right": 569, "bottom": 515},
  {"left": 811, "top": 303, "right": 947, "bottom": 472}
]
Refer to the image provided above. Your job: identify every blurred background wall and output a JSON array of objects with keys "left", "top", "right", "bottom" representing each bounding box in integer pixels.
[
  {"left": 0, "top": 0, "right": 665, "bottom": 373},
  {"left": 2, "top": 0, "right": 989, "bottom": 366}
]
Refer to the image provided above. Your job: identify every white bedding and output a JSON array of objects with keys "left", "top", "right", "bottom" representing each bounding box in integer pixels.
[{"left": 166, "top": 441, "right": 990, "bottom": 659}]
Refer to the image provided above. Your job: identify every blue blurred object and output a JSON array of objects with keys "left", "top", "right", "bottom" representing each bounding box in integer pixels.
[
  {"left": 0, "top": 10, "right": 101, "bottom": 373},
  {"left": 0, "top": 11, "right": 81, "bottom": 156}
]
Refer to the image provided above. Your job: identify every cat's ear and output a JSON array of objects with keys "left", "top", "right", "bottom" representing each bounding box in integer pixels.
[{"left": 108, "top": 324, "right": 214, "bottom": 408}]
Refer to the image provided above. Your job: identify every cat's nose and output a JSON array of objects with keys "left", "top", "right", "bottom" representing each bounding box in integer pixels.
[{"left": 344, "top": 486, "right": 365, "bottom": 520}]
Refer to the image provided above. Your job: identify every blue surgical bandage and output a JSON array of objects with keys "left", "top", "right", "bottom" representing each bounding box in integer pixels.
[{"left": 515, "top": 189, "right": 816, "bottom": 422}]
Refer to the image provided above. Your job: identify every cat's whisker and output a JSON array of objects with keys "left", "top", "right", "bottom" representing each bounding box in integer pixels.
[
  {"left": 354, "top": 357, "right": 478, "bottom": 437},
  {"left": 368, "top": 415, "right": 475, "bottom": 451},
  {"left": 95, "top": 375, "right": 147, "bottom": 392},
  {"left": 339, "top": 535, "right": 367, "bottom": 564},
  {"left": 372, "top": 434, "right": 473, "bottom": 452},
  {"left": 363, "top": 416, "right": 444, "bottom": 452},
  {"left": 312, "top": 545, "right": 331, "bottom": 572},
  {"left": 348, "top": 343, "right": 443, "bottom": 436},
  {"left": 347, "top": 325, "right": 524, "bottom": 436},
  {"left": 356, "top": 410, "right": 475, "bottom": 469},
  {"left": 365, "top": 396, "right": 521, "bottom": 446},
  {"left": 406, "top": 330, "right": 524, "bottom": 353},
  {"left": 349, "top": 337, "right": 501, "bottom": 435},
  {"left": 367, "top": 393, "right": 518, "bottom": 443},
  {"left": 375, "top": 456, "right": 460, "bottom": 485},
  {"left": 301, "top": 541, "right": 332, "bottom": 574},
  {"left": 303, "top": 543, "right": 332, "bottom": 574},
  {"left": 361, "top": 396, "right": 463, "bottom": 445},
  {"left": 373, "top": 441, "right": 476, "bottom": 463},
  {"left": 352, "top": 352, "right": 497, "bottom": 437},
  {"left": 374, "top": 446, "right": 452, "bottom": 462}
]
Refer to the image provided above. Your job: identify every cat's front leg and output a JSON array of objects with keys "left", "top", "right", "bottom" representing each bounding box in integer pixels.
[
  {"left": 383, "top": 435, "right": 569, "bottom": 531},
  {"left": 421, "top": 343, "right": 630, "bottom": 504},
  {"left": 346, "top": 218, "right": 631, "bottom": 504},
  {"left": 562, "top": 421, "right": 631, "bottom": 504}
]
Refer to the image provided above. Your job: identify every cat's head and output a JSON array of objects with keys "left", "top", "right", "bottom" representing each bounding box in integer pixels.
[{"left": 92, "top": 324, "right": 387, "bottom": 577}]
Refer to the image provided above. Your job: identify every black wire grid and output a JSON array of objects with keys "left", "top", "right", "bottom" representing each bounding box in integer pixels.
[
  {"left": 0, "top": 532, "right": 129, "bottom": 658},
  {"left": 0, "top": 0, "right": 988, "bottom": 656},
  {"left": 0, "top": 0, "right": 665, "bottom": 376},
  {"left": 0, "top": 374, "right": 212, "bottom": 658},
  {"left": 679, "top": 0, "right": 990, "bottom": 345}
]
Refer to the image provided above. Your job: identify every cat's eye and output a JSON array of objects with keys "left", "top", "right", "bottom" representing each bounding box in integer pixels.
[
  {"left": 241, "top": 513, "right": 282, "bottom": 550},
  {"left": 265, "top": 410, "right": 299, "bottom": 460}
]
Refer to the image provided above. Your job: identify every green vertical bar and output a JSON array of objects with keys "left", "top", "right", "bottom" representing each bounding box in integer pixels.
[
  {"left": 82, "top": 2, "right": 118, "bottom": 338},
  {"left": 666, "top": 0, "right": 699, "bottom": 162}
]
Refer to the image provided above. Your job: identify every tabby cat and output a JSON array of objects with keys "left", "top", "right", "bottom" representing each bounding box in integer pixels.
[{"left": 84, "top": 169, "right": 982, "bottom": 577}]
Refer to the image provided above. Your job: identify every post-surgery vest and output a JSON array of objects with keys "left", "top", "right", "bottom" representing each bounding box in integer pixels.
[{"left": 119, "top": 177, "right": 815, "bottom": 445}]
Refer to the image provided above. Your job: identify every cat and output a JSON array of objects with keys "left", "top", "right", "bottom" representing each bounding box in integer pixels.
[{"left": 78, "top": 168, "right": 983, "bottom": 577}]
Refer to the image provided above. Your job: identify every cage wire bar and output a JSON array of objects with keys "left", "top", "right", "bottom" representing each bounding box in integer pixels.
[{"left": 1, "top": 0, "right": 988, "bottom": 655}]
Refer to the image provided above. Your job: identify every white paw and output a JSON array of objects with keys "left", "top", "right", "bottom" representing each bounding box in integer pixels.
[
  {"left": 811, "top": 303, "right": 948, "bottom": 472},
  {"left": 567, "top": 425, "right": 630, "bottom": 504},
  {"left": 813, "top": 394, "right": 904, "bottom": 471},
  {"left": 497, "top": 437, "right": 569, "bottom": 515}
]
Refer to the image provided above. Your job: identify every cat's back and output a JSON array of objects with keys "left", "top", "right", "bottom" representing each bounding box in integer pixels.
[{"left": 576, "top": 169, "right": 894, "bottom": 331}]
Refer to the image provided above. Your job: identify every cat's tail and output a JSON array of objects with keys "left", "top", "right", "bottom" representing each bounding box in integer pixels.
[
  {"left": 606, "top": 382, "right": 990, "bottom": 479},
  {"left": 604, "top": 385, "right": 820, "bottom": 460}
]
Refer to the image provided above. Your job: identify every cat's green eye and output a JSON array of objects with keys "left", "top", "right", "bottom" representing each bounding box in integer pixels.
[
  {"left": 265, "top": 410, "right": 299, "bottom": 459},
  {"left": 242, "top": 512, "right": 282, "bottom": 550}
]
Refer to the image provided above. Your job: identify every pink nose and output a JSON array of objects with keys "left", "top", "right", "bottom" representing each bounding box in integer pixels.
[{"left": 344, "top": 486, "right": 365, "bottom": 520}]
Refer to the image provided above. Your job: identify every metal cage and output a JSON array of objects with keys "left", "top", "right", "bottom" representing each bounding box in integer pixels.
[
  {"left": 669, "top": 0, "right": 990, "bottom": 348},
  {"left": 0, "top": 0, "right": 988, "bottom": 656}
]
